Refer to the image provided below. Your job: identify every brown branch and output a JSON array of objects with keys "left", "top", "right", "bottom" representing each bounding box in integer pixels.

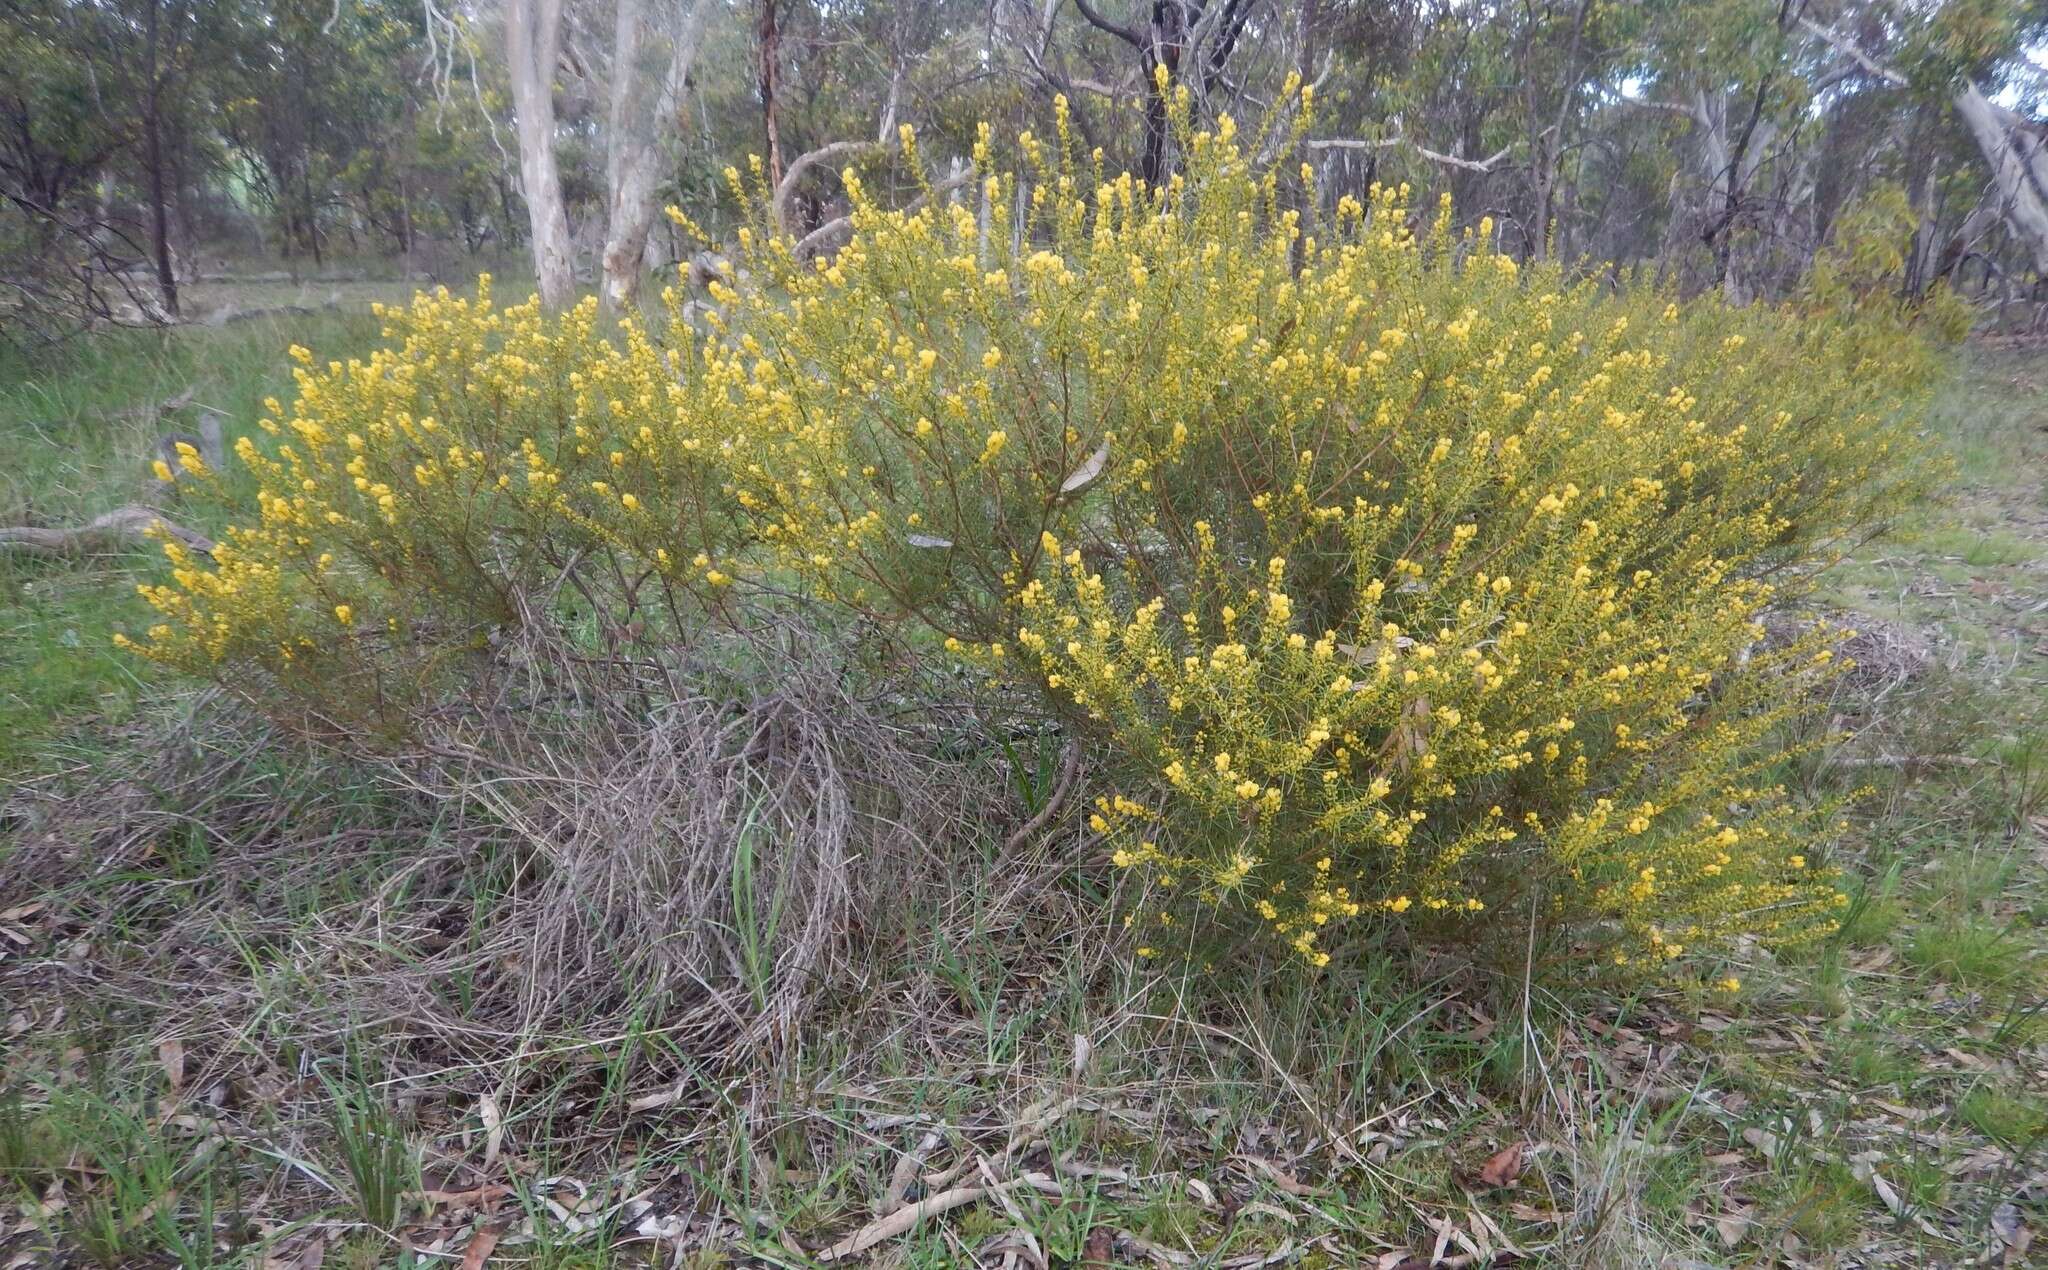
[
  {"left": 1797, "top": 16, "right": 1907, "bottom": 89},
  {"left": 773, "top": 139, "right": 884, "bottom": 237},
  {"left": 1001, "top": 738, "right": 1083, "bottom": 856},
  {"left": 1616, "top": 95, "right": 1703, "bottom": 121}
]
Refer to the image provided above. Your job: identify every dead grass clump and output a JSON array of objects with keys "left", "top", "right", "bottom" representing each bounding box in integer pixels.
[
  {"left": 401, "top": 644, "right": 988, "bottom": 1053},
  {"left": 1833, "top": 613, "right": 1940, "bottom": 701},
  {"left": 1, "top": 627, "right": 1009, "bottom": 1085}
]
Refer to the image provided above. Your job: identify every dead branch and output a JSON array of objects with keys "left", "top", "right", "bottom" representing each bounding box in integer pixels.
[
  {"left": 1797, "top": 16, "right": 1907, "bottom": 89},
  {"left": 1304, "top": 131, "right": 1515, "bottom": 174},
  {"left": 0, "top": 505, "right": 214, "bottom": 556},
  {"left": 155, "top": 411, "right": 226, "bottom": 477},
  {"left": 881, "top": 1129, "right": 945, "bottom": 1212},
  {"left": 774, "top": 140, "right": 886, "bottom": 237},
  {"left": 818, "top": 1173, "right": 1052, "bottom": 1262},
  {"left": 1001, "top": 738, "right": 1082, "bottom": 856},
  {"left": 1070, "top": 0, "right": 1142, "bottom": 48},
  {"left": 791, "top": 170, "right": 977, "bottom": 260}
]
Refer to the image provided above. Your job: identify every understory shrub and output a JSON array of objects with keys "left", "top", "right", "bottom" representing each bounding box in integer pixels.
[{"left": 123, "top": 85, "right": 1953, "bottom": 975}]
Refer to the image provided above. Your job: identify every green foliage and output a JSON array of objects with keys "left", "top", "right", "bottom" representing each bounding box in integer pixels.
[
  {"left": 319, "top": 1069, "right": 418, "bottom": 1232},
  {"left": 1956, "top": 1084, "right": 2048, "bottom": 1146},
  {"left": 33, "top": 1090, "right": 226, "bottom": 1269},
  {"left": 1802, "top": 184, "right": 1973, "bottom": 340},
  {"left": 1897, "top": 0, "right": 2048, "bottom": 92}
]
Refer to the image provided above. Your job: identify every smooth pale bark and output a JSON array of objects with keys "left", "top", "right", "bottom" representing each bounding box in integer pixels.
[
  {"left": 598, "top": 0, "right": 712, "bottom": 312},
  {"left": 1799, "top": 17, "right": 2048, "bottom": 280},
  {"left": 506, "top": 0, "right": 575, "bottom": 310},
  {"left": 1952, "top": 82, "right": 2048, "bottom": 280}
]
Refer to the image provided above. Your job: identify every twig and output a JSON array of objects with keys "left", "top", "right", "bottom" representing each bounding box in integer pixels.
[
  {"left": 882, "top": 1129, "right": 945, "bottom": 1211},
  {"left": 1305, "top": 132, "right": 1515, "bottom": 174},
  {"left": 816, "top": 1172, "right": 1051, "bottom": 1262},
  {"left": 791, "top": 171, "right": 978, "bottom": 259},
  {"left": 1002, "top": 738, "right": 1083, "bottom": 855}
]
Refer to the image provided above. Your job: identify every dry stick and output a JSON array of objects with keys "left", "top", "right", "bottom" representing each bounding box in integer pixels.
[
  {"left": 816, "top": 1173, "right": 1047, "bottom": 1262},
  {"left": 0, "top": 505, "right": 214, "bottom": 555},
  {"left": 1304, "top": 133, "right": 1515, "bottom": 174},
  {"left": 977, "top": 1157, "right": 1049, "bottom": 1268},
  {"left": 919, "top": 1094, "right": 1086, "bottom": 1192},
  {"left": 791, "top": 171, "right": 978, "bottom": 259},
  {"left": 882, "top": 1129, "right": 945, "bottom": 1211},
  {"left": 1001, "top": 738, "right": 1083, "bottom": 856}
]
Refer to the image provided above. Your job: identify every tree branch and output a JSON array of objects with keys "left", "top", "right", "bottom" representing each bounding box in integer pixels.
[
  {"left": 790, "top": 170, "right": 977, "bottom": 259},
  {"left": 1305, "top": 132, "right": 1515, "bottom": 174},
  {"left": 1070, "top": 0, "right": 1142, "bottom": 49},
  {"left": 773, "top": 139, "right": 885, "bottom": 236},
  {"left": 0, "top": 506, "right": 214, "bottom": 556},
  {"left": 1797, "top": 16, "right": 1907, "bottom": 89}
]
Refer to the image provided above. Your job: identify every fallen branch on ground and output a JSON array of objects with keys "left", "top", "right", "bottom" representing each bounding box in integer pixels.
[
  {"left": 0, "top": 505, "right": 214, "bottom": 556},
  {"left": 816, "top": 1170, "right": 1055, "bottom": 1262},
  {"left": 792, "top": 171, "right": 977, "bottom": 260}
]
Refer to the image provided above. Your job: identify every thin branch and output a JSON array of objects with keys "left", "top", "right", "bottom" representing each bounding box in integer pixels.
[
  {"left": 1616, "top": 94, "right": 1704, "bottom": 121},
  {"left": 1305, "top": 132, "right": 1515, "bottom": 174},
  {"left": 1001, "top": 739, "right": 1082, "bottom": 856},
  {"left": 773, "top": 139, "right": 883, "bottom": 236},
  {"left": 1797, "top": 16, "right": 1907, "bottom": 89},
  {"left": 0, "top": 506, "right": 214, "bottom": 556}
]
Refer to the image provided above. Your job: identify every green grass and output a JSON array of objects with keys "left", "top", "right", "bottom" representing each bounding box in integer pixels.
[
  {"left": 1904, "top": 917, "right": 2035, "bottom": 987},
  {"left": 0, "top": 1083, "right": 233, "bottom": 1268},
  {"left": 0, "top": 310, "right": 394, "bottom": 771},
  {"left": 1956, "top": 1084, "right": 2048, "bottom": 1147},
  {"left": 319, "top": 1068, "right": 419, "bottom": 1232}
]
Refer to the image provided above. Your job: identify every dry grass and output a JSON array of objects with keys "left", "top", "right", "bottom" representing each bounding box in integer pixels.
[{"left": 3, "top": 623, "right": 1031, "bottom": 1065}]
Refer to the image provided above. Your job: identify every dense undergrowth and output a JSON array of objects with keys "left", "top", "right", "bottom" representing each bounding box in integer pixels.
[
  {"left": 122, "top": 97, "right": 1954, "bottom": 981},
  {"left": 3, "top": 106, "right": 2043, "bottom": 1270}
]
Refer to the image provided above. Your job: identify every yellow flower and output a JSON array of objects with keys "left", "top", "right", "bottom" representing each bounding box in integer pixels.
[{"left": 334, "top": 604, "right": 353, "bottom": 625}]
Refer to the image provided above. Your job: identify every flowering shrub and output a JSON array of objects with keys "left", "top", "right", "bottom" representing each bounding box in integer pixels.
[
  {"left": 125, "top": 84, "right": 1949, "bottom": 970},
  {"left": 119, "top": 278, "right": 752, "bottom": 735}
]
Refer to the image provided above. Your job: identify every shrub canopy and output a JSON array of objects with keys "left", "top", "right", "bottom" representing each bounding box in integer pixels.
[{"left": 126, "top": 92, "right": 1952, "bottom": 972}]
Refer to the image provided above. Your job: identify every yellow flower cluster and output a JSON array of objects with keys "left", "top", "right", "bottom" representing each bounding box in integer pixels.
[
  {"left": 124, "top": 83, "right": 1948, "bottom": 969},
  {"left": 120, "top": 277, "right": 750, "bottom": 733}
]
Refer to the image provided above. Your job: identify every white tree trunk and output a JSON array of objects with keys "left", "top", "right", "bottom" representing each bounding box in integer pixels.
[
  {"left": 506, "top": 0, "right": 576, "bottom": 310},
  {"left": 1799, "top": 15, "right": 2048, "bottom": 281},
  {"left": 1953, "top": 82, "right": 2048, "bottom": 279},
  {"left": 599, "top": 0, "right": 712, "bottom": 312}
]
